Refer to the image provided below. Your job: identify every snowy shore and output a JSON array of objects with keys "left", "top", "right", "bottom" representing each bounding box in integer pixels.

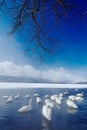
[{"left": 0, "top": 82, "right": 87, "bottom": 89}]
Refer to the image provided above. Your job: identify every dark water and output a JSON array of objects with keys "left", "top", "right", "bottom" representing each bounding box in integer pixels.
[{"left": 0, "top": 88, "right": 87, "bottom": 130}]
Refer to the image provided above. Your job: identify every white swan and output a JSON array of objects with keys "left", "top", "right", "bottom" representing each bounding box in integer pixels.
[
  {"left": 42, "top": 104, "right": 52, "bottom": 121},
  {"left": 14, "top": 93, "right": 19, "bottom": 100},
  {"left": 25, "top": 95, "right": 30, "bottom": 99},
  {"left": 33, "top": 93, "right": 40, "bottom": 97},
  {"left": 66, "top": 99, "right": 78, "bottom": 109},
  {"left": 59, "top": 94, "right": 63, "bottom": 100},
  {"left": 59, "top": 93, "right": 63, "bottom": 97},
  {"left": 45, "top": 99, "right": 54, "bottom": 108},
  {"left": 69, "top": 95, "right": 76, "bottom": 101},
  {"left": 18, "top": 99, "right": 32, "bottom": 113},
  {"left": 44, "top": 95, "right": 50, "bottom": 98},
  {"left": 36, "top": 97, "right": 41, "bottom": 103},
  {"left": 76, "top": 92, "right": 84, "bottom": 97},
  {"left": 2, "top": 96, "right": 10, "bottom": 99},
  {"left": 75, "top": 96, "right": 84, "bottom": 101},
  {"left": 69, "top": 95, "right": 84, "bottom": 102},
  {"left": 55, "top": 97, "right": 62, "bottom": 105},
  {"left": 50, "top": 94, "right": 58, "bottom": 101},
  {"left": 7, "top": 96, "right": 13, "bottom": 103},
  {"left": 64, "top": 90, "right": 68, "bottom": 95}
]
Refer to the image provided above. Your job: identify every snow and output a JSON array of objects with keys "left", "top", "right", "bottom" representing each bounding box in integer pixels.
[{"left": 0, "top": 82, "right": 87, "bottom": 89}]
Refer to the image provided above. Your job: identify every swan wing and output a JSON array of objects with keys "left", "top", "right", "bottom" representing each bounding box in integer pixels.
[
  {"left": 66, "top": 100, "right": 78, "bottom": 109},
  {"left": 46, "top": 108, "right": 52, "bottom": 121},
  {"left": 18, "top": 105, "right": 32, "bottom": 112},
  {"left": 42, "top": 105, "right": 52, "bottom": 121}
]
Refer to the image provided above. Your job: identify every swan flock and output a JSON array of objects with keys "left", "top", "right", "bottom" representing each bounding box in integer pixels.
[{"left": 2, "top": 90, "right": 85, "bottom": 121}]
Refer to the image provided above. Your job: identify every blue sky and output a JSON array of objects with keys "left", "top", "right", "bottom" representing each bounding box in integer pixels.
[
  {"left": 0, "top": 12, "right": 29, "bottom": 65},
  {"left": 0, "top": 1, "right": 87, "bottom": 83},
  {"left": 54, "top": 20, "right": 87, "bottom": 67},
  {"left": 0, "top": 1, "right": 87, "bottom": 68}
]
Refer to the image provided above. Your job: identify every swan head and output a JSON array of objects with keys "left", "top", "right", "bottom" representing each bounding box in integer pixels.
[
  {"left": 47, "top": 104, "right": 52, "bottom": 109},
  {"left": 33, "top": 93, "right": 40, "bottom": 97}
]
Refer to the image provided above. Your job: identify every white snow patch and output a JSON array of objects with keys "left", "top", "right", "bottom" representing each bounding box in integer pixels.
[{"left": 0, "top": 82, "right": 87, "bottom": 89}]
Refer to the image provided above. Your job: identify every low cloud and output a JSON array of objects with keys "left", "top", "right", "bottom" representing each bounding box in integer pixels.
[{"left": 0, "top": 61, "right": 86, "bottom": 83}]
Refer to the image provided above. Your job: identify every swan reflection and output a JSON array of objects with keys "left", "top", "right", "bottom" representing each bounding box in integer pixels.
[
  {"left": 42, "top": 118, "right": 52, "bottom": 130},
  {"left": 67, "top": 108, "right": 78, "bottom": 114},
  {"left": 56, "top": 104, "right": 61, "bottom": 109}
]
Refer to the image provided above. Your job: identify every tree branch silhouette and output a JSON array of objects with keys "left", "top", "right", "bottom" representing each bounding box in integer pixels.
[{"left": 0, "top": 0, "right": 72, "bottom": 56}]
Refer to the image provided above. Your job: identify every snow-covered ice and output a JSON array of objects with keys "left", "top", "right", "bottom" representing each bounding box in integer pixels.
[{"left": 0, "top": 82, "right": 87, "bottom": 89}]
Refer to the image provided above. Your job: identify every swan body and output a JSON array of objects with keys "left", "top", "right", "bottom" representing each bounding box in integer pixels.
[
  {"left": 14, "top": 93, "right": 19, "bottom": 100},
  {"left": 7, "top": 96, "right": 13, "bottom": 103},
  {"left": 69, "top": 95, "right": 83, "bottom": 102},
  {"left": 42, "top": 105, "right": 52, "bottom": 121},
  {"left": 44, "top": 95, "right": 50, "bottom": 98},
  {"left": 50, "top": 95, "right": 57, "bottom": 101},
  {"left": 55, "top": 97, "right": 62, "bottom": 105},
  {"left": 75, "top": 96, "right": 84, "bottom": 101},
  {"left": 18, "top": 99, "right": 32, "bottom": 113},
  {"left": 45, "top": 99, "right": 54, "bottom": 108},
  {"left": 33, "top": 93, "right": 40, "bottom": 97},
  {"left": 69, "top": 95, "right": 76, "bottom": 101},
  {"left": 2, "top": 96, "right": 9, "bottom": 99},
  {"left": 59, "top": 95, "right": 63, "bottom": 100},
  {"left": 25, "top": 95, "right": 30, "bottom": 99},
  {"left": 64, "top": 90, "right": 68, "bottom": 95},
  {"left": 66, "top": 99, "right": 78, "bottom": 109},
  {"left": 59, "top": 93, "right": 63, "bottom": 97},
  {"left": 18, "top": 105, "right": 31, "bottom": 113},
  {"left": 76, "top": 93, "right": 84, "bottom": 97},
  {"left": 36, "top": 97, "right": 41, "bottom": 103}
]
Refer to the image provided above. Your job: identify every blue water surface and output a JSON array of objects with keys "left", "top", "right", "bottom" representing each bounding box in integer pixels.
[{"left": 0, "top": 87, "right": 87, "bottom": 130}]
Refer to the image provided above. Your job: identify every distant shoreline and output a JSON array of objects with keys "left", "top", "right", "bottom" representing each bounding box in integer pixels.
[{"left": 0, "top": 81, "right": 87, "bottom": 84}]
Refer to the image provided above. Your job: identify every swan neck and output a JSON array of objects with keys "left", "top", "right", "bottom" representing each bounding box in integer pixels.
[{"left": 29, "top": 99, "right": 32, "bottom": 106}]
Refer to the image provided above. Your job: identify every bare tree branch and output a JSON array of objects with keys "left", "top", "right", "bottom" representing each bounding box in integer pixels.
[{"left": 0, "top": 0, "right": 73, "bottom": 56}]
